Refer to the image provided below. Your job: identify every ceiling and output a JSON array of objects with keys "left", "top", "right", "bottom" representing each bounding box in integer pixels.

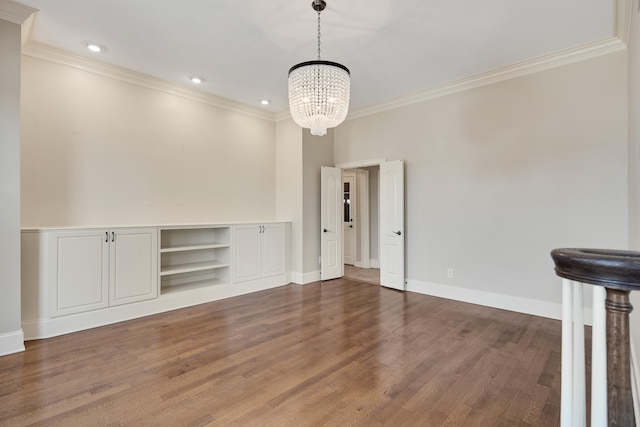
[{"left": 17, "top": 0, "right": 617, "bottom": 115}]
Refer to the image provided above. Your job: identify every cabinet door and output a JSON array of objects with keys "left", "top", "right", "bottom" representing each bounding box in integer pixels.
[
  {"left": 261, "top": 223, "right": 285, "bottom": 278},
  {"left": 233, "top": 225, "right": 261, "bottom": 283},
  {"left": 49, "top": 230, "right": 109, "bottom": 317},
  {"left": 109, "top": 228, "right": 158, "bottom": 306}
]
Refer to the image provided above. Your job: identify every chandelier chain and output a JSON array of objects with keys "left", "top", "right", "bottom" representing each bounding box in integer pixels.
[{"left": 317, "top": 10, "right": 321, "bottom": 60}]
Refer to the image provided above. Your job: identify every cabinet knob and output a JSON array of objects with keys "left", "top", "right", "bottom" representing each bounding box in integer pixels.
[
  {"left": 393, "top": 230, "right": 402, "bottom": 236},
  {"left": 105, "top": 232, "right": 109, "bottom": 242},
  {"left": 323, "top": 228, "right": 329, "bottom": 233},
  {"left": 112, "top": 232, "right": 115, "bottom": 242}
]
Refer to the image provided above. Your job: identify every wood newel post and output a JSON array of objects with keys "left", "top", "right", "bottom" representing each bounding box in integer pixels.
[{"left": 605, "top": 288, "right": 634, "bottom": 427}]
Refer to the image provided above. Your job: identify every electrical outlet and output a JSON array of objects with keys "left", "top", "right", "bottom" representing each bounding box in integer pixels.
[{"left": 447, "top": 268, "right": 454, "bottom": 278}]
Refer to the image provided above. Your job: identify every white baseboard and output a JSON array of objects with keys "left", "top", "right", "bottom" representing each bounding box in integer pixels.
[
  {"left": 405, "top": 279, "right": 592, "bottom": 323},
  {"left": 370, "top": 259, "right": 379, "bottom": 268},
  {"left": 0, "top": 329, "right": 25, "bottom": 356},
  {"left": 291, "top": 270, "right": 321, "bottom": 285},
  {"left": 22, "top": 275, "right": 289, "bottom": 340}
]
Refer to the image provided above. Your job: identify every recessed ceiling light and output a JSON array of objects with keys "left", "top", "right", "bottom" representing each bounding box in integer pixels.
[
  {"left": 83, "top": 41, "right": 106, "bottom": 53},
  {"left": 189, "top": 76, "right": 205, "bottom": 84},
  {"left": 260, "top": 99, "right": 270, "bottom": 106}
]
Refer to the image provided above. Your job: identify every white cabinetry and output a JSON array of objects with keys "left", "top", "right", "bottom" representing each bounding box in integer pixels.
[
  {"left": 48, "top": 229, "right": 109, "bottom": 316},
  {"left": 48, "top": 228, "right": 158, "bottom": 316},
  {"left": 233, "top": 223, "right": 285, "bottom": 284},
  {"left": 159, "top": 226, "right": 230, "bottom": 295},
  {"left": 21, "top": 222, "right": 289, "bottom": 340},
  {"left": 109, "top": 228, "right": 158, "bottom": 306}
]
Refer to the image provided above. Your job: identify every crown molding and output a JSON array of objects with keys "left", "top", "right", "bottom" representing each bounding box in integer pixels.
[
  {"left": 21, "top": 41, "right": 276, "bottom": 122},
  {"left": 345, "top": 37, "right": 626, "bottom": 121},
  {"left": 0, "top": 0, "right": 36, "bottom": 25},
  {"left": 615, "top": 0, "right": 633, "bottom": 45}
]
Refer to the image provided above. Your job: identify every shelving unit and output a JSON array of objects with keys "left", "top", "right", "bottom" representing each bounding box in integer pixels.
[
  {"left": 21, "top": 222, "right": 291, "bottom": 340},
  {"left": 159, "top": 226, "right": 231, "bottom": 295}
]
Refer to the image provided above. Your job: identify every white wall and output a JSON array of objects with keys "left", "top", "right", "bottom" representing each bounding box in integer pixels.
[
  {"left": 302, "top": 130, "right": 334, "bottom": 274},
  {"left": 0, "top": 18, "right": 25, "bottom": 355},
  {"left": 21, "top": 55, "right": 276, "bottom": 227},
  {"left": 274, "top": 121, "right": 333, "bottom": 282},
  {"left": 335, "top": 51, "right": 628, "bottom": 313},
  {"left": 276, "top": 118, "right": 303, "bottom": 278},
  {"left": 627, "top": 0, "right": 640, "bottom": 396}
]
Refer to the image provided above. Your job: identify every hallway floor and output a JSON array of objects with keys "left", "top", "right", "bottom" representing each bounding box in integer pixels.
[{"left": 344, "top": 264, "right": 380, "bottom": 284}]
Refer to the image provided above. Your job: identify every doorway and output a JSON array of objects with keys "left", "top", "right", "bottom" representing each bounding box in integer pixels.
[
  {"left": 321, "top": 159, "right": 404, "bottom": 289},
  {"left": 342, "top": 167, "right": 379, "bottom": 284},
  {"left": 343, "top": 172, "right": 356, "bottom": 266}
]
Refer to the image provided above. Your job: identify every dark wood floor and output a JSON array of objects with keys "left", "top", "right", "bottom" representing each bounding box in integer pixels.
[{"left": 0, "top": 279, "right": 563, "bottom": 426}]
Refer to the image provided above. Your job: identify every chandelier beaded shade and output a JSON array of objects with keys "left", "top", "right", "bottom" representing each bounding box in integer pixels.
[{"left": 288, "top": 0, "right": 350, "bottom": 136}]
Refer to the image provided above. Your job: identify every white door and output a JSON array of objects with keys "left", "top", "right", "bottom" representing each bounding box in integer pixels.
[
  {"left": 48, "top": 229, "right": 109, "bottom": 316},
  {"left": 233, "top": 225, "right": 262, "bottom": 283},
  {"left": 321, "top": 166, "right": 343, "bottom": 280},
  {"left": 343, "top": 173, "right": 355, "bottom": 265},
  {"left": 380, "top": 160, "right": 405, "bottom": 290},
  {"left": 261, "top": 223, "right": 285, "bottom": 278},
  {"left": 110, "top": 228, "right": 158, "bottom": 306}
]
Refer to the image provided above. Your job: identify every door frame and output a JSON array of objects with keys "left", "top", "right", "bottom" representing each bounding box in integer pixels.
[
  {"left": 342, "top": 168, "right": 370, "bottom": 269},
  {"left": 342, "top": 171, "right": 356, "bottom": 266},
  {"left": 335, "top": 158, "right": 387, "bottom": 274}
]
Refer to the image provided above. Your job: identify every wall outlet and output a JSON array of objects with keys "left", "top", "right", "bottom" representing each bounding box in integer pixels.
[{"left": 447, "top": 268, "right": 454, "bottom": 278}]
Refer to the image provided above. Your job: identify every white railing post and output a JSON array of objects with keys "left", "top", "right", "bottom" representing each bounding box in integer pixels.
[
  {"left": 553, "top": 248, "right": 640, "bottom": 426},
  {"left": 561, "top": 279, "right": 587, "bottom": 427},
  {"left": 572, "top": 281, "right": 586, "bottom": 427},
  {"left": 561, "top": 278, "right": 574, "bottom": 426},
  {"left": 591, "top": 285, "right": 607, "bottom": 426}
]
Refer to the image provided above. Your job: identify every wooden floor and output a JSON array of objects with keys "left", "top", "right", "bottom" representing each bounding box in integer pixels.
[
  {"left": 0, "top": 279, "right": 563, "bottom": 426},
  {"left": 344, "top": 265, "right": 380, "bottom": 284}
]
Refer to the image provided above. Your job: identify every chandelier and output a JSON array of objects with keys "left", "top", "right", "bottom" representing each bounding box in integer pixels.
[{"left": 288, "top": 0, "right": 350, "bottom": 136}]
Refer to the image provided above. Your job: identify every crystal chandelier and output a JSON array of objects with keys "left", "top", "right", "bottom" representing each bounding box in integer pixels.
[{"left": 288, "top": 0, "right": 350, "bottom": 136}]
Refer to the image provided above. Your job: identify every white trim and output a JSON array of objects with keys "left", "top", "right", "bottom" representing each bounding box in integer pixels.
[
  {"left": 615, "top": 0, "right": 633, "bottom": 45},
  {"left": 291, "top": 270, "right": 321, "bottom": 285},
  {"left": 335, "top": 158, "right": 386, "bottom": 169},
  {"left": 23, "top": 275, "right": 288, "bottom": 340},
  {"left": 21, "top": 24, "right": 626, "bottom": 125},
  {"left": 0, "top": 329, "right": 25, "bottom": 356},
  {"left": 406, "top": 279, "right": 594, "bottom": 324},
  {"left": 370, "top": 259, "right": 380, "bottom": 268},
  {"left": 0, "top": 0, "right": 36, "bottom": 25},
  {"left": 345, "top": 37, "right": 626, "bottom": 121},
  {"left": 275, "top": 110, "right": 291, "bottom": 123},
  {"left": 20, "top": 11, "right": 36, "bottom": 46},
  {"left": 21, "top": 41, "right": 275, "bottom": 122}
]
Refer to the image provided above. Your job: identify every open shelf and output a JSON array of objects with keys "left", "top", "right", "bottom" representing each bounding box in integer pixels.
[
  {"left": 159, "top": 226, "right": 232, "bottom": 295},
  {"left": 160, "top": 278, "right": 228, "bottom": 295},
  {"left": 160, "top": 260, "right": 229, "bottom": 276},
  {"left": 160, "top": 243, "right": 229, "bottom": 253}
]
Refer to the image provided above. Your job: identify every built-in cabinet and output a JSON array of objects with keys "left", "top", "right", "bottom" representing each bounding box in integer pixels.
[
  {"left": 109, "top": 228, "right": 158, "bottom": 306},
  {"left": 48, "top": 227, "right": 157, "bottom": 316},
  {"left": 21, "top": 222, "right": 290, "bottom": 340},
  {"left": 48, "top": 229, "right": 109, "bottom": 316},
  {"left": 233, "top": 223, "right": 285, "bottom": 283}
]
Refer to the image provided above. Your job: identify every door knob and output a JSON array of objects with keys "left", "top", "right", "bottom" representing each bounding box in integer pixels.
[
  {"left": 349, "top": 225, "right": 353, "bottom": 228},
  {"left": 394, "top": 231, "right": 402, "bottom": 236},
  {"left": 323, "top": 228, "right": 329, "bottom": 233}
]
